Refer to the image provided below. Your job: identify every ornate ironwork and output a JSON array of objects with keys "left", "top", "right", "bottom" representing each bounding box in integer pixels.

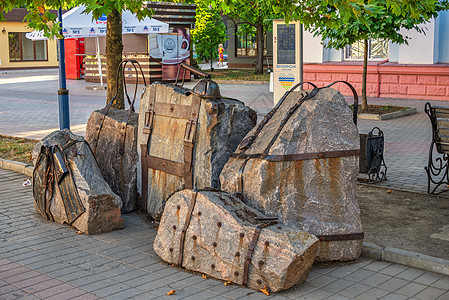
[
  {"left": 359, "top": 127, "right": 387, "bottom": 183},
  {"left": 424, "top": 102, "right": 449, "bottom": 194}
]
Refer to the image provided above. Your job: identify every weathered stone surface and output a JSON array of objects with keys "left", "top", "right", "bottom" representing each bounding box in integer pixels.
[
  {"left": 33, "top": 129, "right": 124, "bottom": 234},
  {"left": 84, "top": 109, "right": 139, "bottom": 213},
  {"left": 137, "top": 83, "right": 256, "bottom": 220},
  {"left": 220, "top": 88, "right": 362, "bottom": 261},
  {"left": 154, "top": 189, "right": 318, "bottom": 292}
]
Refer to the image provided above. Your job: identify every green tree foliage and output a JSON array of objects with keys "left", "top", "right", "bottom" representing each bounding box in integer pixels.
[
  {"left": 210, "top": 0, "right": 282, "bottom": 74},
  {"left": 1, "top": 0, "right": 152, "bottom": 108},
  {"left": 284, "top": 0, "right": 449, "bottom": 109},
  {"left": 191, "top": 0, "right": 226, "bottom": 63}
]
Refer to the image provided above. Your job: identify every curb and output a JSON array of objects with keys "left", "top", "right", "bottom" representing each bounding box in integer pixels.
[
  {"left": 358, "top": 107, "right": 417, "bottom": 121},
  {"left": 215, "top": 80, "right": 269, "bottom": 85},
  {"left": 362, "top": 242, "right": 449, "bottom": 276},
  {"left": 2, "top": 159, "right": 448, "bottom": 276},
  {"left": 0, "top": 158, "right": 33, "bottom": 177}
]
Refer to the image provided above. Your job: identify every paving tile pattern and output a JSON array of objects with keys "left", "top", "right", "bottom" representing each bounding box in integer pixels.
[{"left": 1, "top": 168, "right": 448, "bottom": 299}]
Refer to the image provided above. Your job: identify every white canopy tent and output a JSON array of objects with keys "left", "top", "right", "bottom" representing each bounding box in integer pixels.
[{"left": 27, "top": 6, "right": 169, "bottom": 85}]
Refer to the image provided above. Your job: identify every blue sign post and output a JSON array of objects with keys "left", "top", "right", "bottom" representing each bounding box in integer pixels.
[{"left": 57, "top": 7, "right": 70, "bottom": 130}]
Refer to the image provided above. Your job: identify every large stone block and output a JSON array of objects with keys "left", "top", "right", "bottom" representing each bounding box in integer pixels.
[
  {"left": 84, "top": 109, "right": 139, "bottom": 213},
  {"left": 33, "top": 129, "right": 124, "bottom": 234},
  {"left": 220, "top": 88, "right": 362, "bottom": 261},
  {"left": 137, "top": 83, "right": 256, "bottom": 220},
  {"left": 154, "top": 189, "right": 318, "bottom": 292}
]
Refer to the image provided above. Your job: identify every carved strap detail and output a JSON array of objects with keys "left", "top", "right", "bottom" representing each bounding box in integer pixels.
[
  {"left": 178, "top": 191, "right": 199, "bottom": 267},
  {"left": 232, "top": 149, "right": 360, "bottom": 161},
  {"left": 140, "top": 93, "right": 202, "bottom": 207},
  {"left": 242, "top": 218, "right": 277, "bottom": 287}
]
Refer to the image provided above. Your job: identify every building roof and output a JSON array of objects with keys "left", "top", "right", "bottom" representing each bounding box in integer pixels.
[{"left": 3, "top": 8, "right": 61, "bottom": 22}]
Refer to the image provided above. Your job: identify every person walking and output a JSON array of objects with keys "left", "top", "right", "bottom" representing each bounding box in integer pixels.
[{"left": 217, "top": 44, "right": 225, "bottom": 67}]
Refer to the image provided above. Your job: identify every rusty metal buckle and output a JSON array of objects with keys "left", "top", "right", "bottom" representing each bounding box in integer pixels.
[
  {"left": 184, "top": 121, "right": 197, "bottom": 144},
  {"left": 143, "top": 111, "right": 154, "bottom": 134}
]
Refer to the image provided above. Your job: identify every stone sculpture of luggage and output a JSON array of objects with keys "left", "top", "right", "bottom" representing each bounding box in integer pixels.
[
  {"left": 33, "top": 129, "right": 124, "bottom": 234},
  {"left": 220, "top": 81, "right": 363, "bottom": 261},
  {"left": 137, "top": 63, "right": 257, "bottom": 220},
  {"left": 85, "top": 59, "right": 145, "bottom": 213},
  {"left": 154, "top": 189, "right": 319, "bottom": 292}
]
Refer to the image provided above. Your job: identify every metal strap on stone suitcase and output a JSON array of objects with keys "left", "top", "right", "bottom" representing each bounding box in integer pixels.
[
  {"left": 233, "top": 80, "right": 363, "bottom": 242},
  {"left": 33, "top": 140, "right": 85, "bottom": 224},
  {"left": 140, "top": 63, "right": 215, "bottom": 204},
  {"left": 91, "top": 59, "right": 147, "bottom": 156}
]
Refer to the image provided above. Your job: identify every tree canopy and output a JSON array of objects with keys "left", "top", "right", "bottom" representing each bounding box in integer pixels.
[
  {"left": 191, "top": 0, "right": 227, "bottom": 63},
  {"left": 209, "top": 0, "right": 282, "bottom": 74},
  {"left": 0, "top": 0, "right": 150, "bottom": 38}
]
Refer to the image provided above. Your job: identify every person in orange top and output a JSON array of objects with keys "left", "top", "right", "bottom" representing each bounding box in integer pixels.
[{"left": 217, "top": 44, "right": 224, "bottom": 67}]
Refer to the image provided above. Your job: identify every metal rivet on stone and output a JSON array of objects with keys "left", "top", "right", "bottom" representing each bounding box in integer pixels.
[
  {"left": 211, "top": 264, "right": 215, "bottom": 269},
  {"left": 177, "top": 205, "right": 181, "bottom": 210},
  {"left": 258, "top": 260, "right": 264, "bottom": 267},
  {"left": 277, "top": 226, "right": 282, "bottom": 230},
  {"left": 169, "top": 247, "right": 173, "bottom": 252},
  {"left": 192, "top": 235, "right": 197, "bottom": 240},
  {"left": 213, "top": 242, "right": 217, "bottom": 247},
  {"left": 239, "top": 233, "right": 245, "bottom": 238},
  {"left": 191, "top": 256, "right": 196, "bottom": 261},
  {"left": 217, "top": 222, "right": 222, "bottom": 228},
  {"left": 256, "top": 279, "right": 262, "bottom": 285},
  {"left": 173, "top": 225, "right": 177, "bottom": 230},
  {"left": 197, "top": 211, "right": 202, "bottom": 216},
  {"left": 264, "top": 241, "right": 270, "bottom": 246},
  {"left": 235, "top": 252, "right": 240, "bottom": 257},
  {"left": 234, "top": 271, "right": 239, "bottom": 277}
]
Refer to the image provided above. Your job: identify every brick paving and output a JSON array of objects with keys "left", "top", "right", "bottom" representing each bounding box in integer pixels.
[{"left": 1, "top": 168, "right": 449, "bottom": 300}]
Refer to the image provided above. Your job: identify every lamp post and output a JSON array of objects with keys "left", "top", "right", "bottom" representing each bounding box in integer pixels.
[{"left": 57, "top": 7, "right": 70, "bottom": 130}]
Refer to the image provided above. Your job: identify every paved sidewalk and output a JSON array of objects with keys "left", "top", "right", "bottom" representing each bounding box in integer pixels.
[{"left": 1, "top": 168, "right": 449, "bottom": 300}]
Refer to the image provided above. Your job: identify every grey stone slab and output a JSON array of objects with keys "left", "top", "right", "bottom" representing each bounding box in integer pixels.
[
  {"left": 321, "top": 279, "right": 354, "bottom": 293},
  {"left": 92, "top": 282, "right": 134, "bottom": 297},
  {"left": 107, "top": 288, "right": 145, "bottom": 300},
  {"left": 396, "top": 282, "right": 428, "bottom": 297},
  {"left": 354, "top": 288, "right": 390, "bottom": 300},
  {"left": 431, "top": 276, "right": 449, "bottom": 290},
  {"left": 338, "top": 282, "right": 372, "bottom": 298},
  {"left": 378, "top": 277, "right": 409, "bottom": 292},
  {"left": 379, "top": 292, "right": 409, "bottom": 300},
  {"left": 306, "top": 274, "right": 338, "bottom": 288},
  {"left": 414, "top": 287, "right": 447, "bottom": 300},
  {"left": 413, "top": 272, "right": 443, "bottom": 285},
  {"left": 396, "top": 268, "right": 426, "bottom": 281},
  {"left": 343, "top": 269, "right": 376, "bottom": 282},
  {"left": 360, "top": 273, "right": 393, "bottom": 287}
]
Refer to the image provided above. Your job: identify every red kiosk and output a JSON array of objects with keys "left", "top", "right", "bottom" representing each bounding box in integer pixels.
[{"left": 65, "top": 38, "right": 85, "bottom": 79}]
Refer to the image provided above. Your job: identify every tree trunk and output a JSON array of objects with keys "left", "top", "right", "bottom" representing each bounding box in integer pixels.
[
  {"left": 361, "top": 39, "right": 368, "bottom": 111},
  {"left": 255, "top": 24, "right": 264, "bottom": 74},
  {"left": 106, "top": 9, "right": 124, "bottom": 109}
]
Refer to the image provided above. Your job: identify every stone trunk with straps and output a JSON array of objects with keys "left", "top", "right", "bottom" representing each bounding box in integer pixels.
[
  {"left": 137, "top": 82, "right": 256, "bottom": 220},
  {"left": 85, "top": 59, "right": 146, "bottom": 213},
  {"left": 220, "top": 86, "right": 362, "bottom": 262},
  {"left": 153, "top": 189, "right": 319, "bottom": 292},
  {"left": 32, "top": 129, "right": 124, "bottom": 234},
  {"left": 85, "top": 109, "right": 139, "bottom": 212}
]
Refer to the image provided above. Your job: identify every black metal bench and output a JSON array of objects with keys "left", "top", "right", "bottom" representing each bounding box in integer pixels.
[{"left": 424, "top": 102, "right": 449, "bottom": 193}]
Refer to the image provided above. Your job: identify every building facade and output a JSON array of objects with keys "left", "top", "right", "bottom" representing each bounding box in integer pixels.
[
  {"left": 0, "top": 9, "right": 59, "bottom": 70},
  {"left": 227, "top": 11, "right": 449, "bottom": 100}
]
